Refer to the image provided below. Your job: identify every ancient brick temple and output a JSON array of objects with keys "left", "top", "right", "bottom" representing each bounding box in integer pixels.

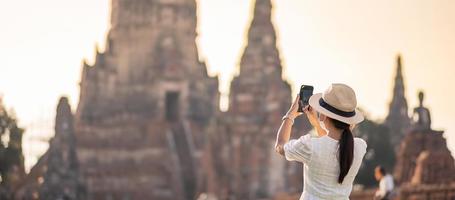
[
  {"left": 351, "top": 92, "right": 455, "bottom": 200},
  {"left": 382, "top": 56, "right": 455, "bottom": 188},
  {"left": 394, "top": 126, "right": 455, "bottom": 199},
  {"left": 11, "top": 0, "right": 308, "bottom": 199},
  {"left": 204, "top": 0, "right": 309, "bottom": 199},
  {"left": 74, "top": 0, "right": 219, "bottom": 199},
  {"left": 11, "top": 0, "right": 309, "bottom": 199},
  {"left": 394, "top": 92, "right": 455, "bottom": 185},
  {"left": 11, "top": 0, "right": 455, "bottom": 200},
  {"left": 394, "top": 128, "right": 453, "bottom": 185}
]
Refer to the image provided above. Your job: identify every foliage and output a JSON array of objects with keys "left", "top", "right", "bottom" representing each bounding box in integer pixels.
[
  {"left": 0, "top": 98, "right": 25, "bottom": 198},
  {"left": 353, "top": 117, "right": 395, "bottom": 188}
]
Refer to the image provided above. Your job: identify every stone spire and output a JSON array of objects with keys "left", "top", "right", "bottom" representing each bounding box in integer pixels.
[
  {"left": 230, "top": 0, "right": 290, "bottom": 124},
  {"left": 39, "top": 97, "right": 86, "bottom": 200},
  {"left": 238, "top": 0, "right": 281, "bottom": 79},
  {"left": 384, "top": 54, "right": 411, "bottom": 149},
  {"left": 249, "top": 0, "right": 273, "bottom": 31},
  {"left": 215, "top": 0, "right": 304, "bottom": 199}
]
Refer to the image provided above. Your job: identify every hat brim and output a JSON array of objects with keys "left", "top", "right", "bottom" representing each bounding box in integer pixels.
[{"left": 309, "top": 93, "right": 364, "bottom": 125}]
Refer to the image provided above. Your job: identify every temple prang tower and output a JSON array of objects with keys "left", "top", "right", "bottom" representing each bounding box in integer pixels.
[
  {"left": 204, "top": 0, "right": 309, "bottom": 199},
  {"left": 39, "top": 97, "right": 86, "bottom": 200},
  {"left": 384, "top": 54, "right": 411, "bottom": 151},
  {"left": 12, "top": 97, "right": 86, "bottom": 200},
  {"left": 75, "top": 0, "right": 219, "bottom": 199}
]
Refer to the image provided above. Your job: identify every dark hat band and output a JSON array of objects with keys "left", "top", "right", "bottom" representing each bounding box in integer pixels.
[{"left": 319, "top": 98, "right": 356, "bottom": 117}]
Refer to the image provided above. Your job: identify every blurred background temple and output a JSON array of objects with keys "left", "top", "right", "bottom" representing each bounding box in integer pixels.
[{"left": 0, "top": 0, "right": 454, "bottom": 200}]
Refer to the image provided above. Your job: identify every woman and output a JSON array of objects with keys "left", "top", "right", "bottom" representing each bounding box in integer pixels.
[{"left": 275, "top": 83, "right": 367, "bottom": 200}]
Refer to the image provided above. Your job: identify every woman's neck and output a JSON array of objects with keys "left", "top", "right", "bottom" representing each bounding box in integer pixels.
[{"left": 326, "top": 127, "right": 342, "bottom": 140}]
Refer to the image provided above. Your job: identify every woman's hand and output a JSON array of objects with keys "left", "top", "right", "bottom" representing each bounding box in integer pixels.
[
  {"left": 303, "top": 105, "right": 327, "bottom": 137},
  {"left": 303, "top": 105, "right": 319, "bottom": 128},
  {"left": 286, "top": 95, "right": 304, "bottom": 119}
]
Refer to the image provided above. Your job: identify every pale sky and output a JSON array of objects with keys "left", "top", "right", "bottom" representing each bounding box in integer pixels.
[{"left": 1, "top": 0, "right": 454, "bottom": 171}]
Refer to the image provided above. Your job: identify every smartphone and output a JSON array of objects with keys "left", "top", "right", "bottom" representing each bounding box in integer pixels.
[{"left": 298, "top": 85, "right": 314, "bottom": 112}]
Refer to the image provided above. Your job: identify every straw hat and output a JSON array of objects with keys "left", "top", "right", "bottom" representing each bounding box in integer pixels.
[{"left": 309, "top": 83, "right": 364, "bottom": 124}]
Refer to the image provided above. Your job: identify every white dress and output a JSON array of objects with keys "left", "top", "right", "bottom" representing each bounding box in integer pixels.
[{"left": 284, "top": 133, "right": 367, "bottom": 200}]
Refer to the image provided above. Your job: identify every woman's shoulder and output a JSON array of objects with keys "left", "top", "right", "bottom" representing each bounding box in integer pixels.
[{"left": 354, "top": 137, "right": 367, "bottom": 150}]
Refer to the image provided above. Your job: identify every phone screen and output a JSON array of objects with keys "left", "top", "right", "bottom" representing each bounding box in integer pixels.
[{"left": 298, "top": 85, "right": 314, "bottom": 112}]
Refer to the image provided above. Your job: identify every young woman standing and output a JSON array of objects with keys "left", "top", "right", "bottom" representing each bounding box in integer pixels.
[{"left": 275, "top": 83, "right": 367, "bottom": 200}]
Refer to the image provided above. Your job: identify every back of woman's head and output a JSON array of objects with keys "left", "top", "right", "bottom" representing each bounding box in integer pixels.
[{"left": 329, "top": 117, "right": 354, "bottom": 184}]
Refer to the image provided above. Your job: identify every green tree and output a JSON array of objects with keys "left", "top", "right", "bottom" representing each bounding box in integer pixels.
[
  {"left": 353, "top": 116, "right": 395, "bottom": 188},
  {"left": 0, "top": 98, "right": 25, "bottom": 198}
]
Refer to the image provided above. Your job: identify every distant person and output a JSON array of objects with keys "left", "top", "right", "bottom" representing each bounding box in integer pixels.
[
  {"left": 374, "top": 166, "right": 395, "bottom": 200},
  {"left": 275, "top": 83, "right": 367, "bottom": 200}
]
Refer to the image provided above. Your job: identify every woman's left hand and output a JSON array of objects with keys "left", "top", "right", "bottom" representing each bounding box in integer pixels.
[{"left": 286, "top": 95, "right": 304, "bottom": 119}]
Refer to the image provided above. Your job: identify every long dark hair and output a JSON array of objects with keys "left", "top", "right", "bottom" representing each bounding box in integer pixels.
[{"left": 330, "top": 118, "right": 354, "bottom": 184}]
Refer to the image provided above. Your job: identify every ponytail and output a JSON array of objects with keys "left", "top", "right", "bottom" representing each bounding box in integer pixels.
[{"left": 331, "top": 118, "right": 354, "bottom": 184}]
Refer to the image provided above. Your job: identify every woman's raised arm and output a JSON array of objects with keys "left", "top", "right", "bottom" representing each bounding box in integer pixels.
[
  {"left": 303, "top": 106, "right": 327, "bottom": 137},
  {"left": 275, "top": 95, "right": 302, "bottom": 156}
]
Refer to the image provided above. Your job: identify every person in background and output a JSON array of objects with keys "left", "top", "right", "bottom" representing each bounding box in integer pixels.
[{"left": 374, "top": 165, "right": 395, "bottom": 200}]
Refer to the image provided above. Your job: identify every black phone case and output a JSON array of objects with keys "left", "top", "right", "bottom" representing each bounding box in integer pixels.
[{"left": 298, "top": 85, "right": 314, "bottom": 112}]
